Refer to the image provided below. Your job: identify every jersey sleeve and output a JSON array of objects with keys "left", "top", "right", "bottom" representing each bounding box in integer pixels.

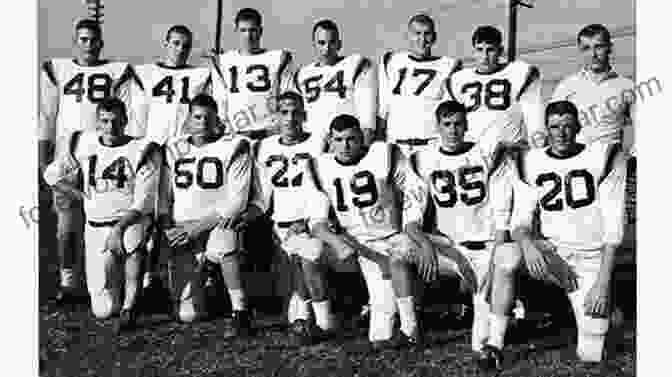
[
  {"left": 389, "top": 144, "right": 429, "bottom": 227},
  {"left": 598, "top": 146, "right": 628, "bottom": 245},
  {"left": 353, "top": 57, "right": 378, "bottom": 131},
  {"left": 38, "top": 60, "right": 59, "bottom": 143},
  {"left": 214, "top": 140, "right": 253, "bottom": 220},
  {"left": 129, "top": 142, "right": 162, "bottom": 215},
  {"left": 517, "top": 66, "right": 545, "bottom": 147}
]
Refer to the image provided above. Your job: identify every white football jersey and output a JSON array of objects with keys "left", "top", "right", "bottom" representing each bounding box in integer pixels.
[
  {"left": 378, "top": 51, "right": 461, "bottom": 140},
  {"left": 164, "top": 134, "right": 252, "bottom": 223},
  {"left": 134, "top": 63, "right": 212, "bottom": 144},
  {"left": 511, "top": 143, "right": 627, "bottom": 251},
  {"left": 70, "top": 133, "right": 157, "bottom": 222},
  {"left": 293, "top": 54, "right": 376, "bottom": 139},
  {"left": 212, "top": 49, "right": 295, "bottom": 133},
  {"left": 255, "top": 133, "right": 324, "bottom": 222},
  {"left": 39, "top": 58, "right": 139, "bottom": 153},
  {"left": 314, "top": 142, "right": 428, "bottom": 241},
  {"left": 412, "top": 141, "right": 510, "bottom": 243},
  {"left": 449, "top": 60, "right": 543, "bottom": 146}
]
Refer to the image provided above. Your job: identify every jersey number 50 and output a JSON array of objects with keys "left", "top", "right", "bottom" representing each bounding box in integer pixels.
[{"left": 174, "top": 157, "right": 224, "bottom": 189}]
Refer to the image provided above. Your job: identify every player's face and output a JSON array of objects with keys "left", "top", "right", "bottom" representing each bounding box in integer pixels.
[
  {"left": 547, "top": 113, "right": 581, "bottom": 155},
  {"left": 236, "top": 19, "right": 262, "bottom": 52},
  {"left": 407, "top": 21, "right": 435, "bottom": 57},
  {"left": 165, "top": 31, "right": 192, "bottom": 66},
  {"left": 97, "top": 109, "right": 125, "bottom": 141},
  {"left": 74, "top": 28, "right": 103, "bottom": 63},
  {"left": 437, "top": 111, "right": 468, "bottom": 151},
  {"left": 186, "top": 105, "right": 217, "bottom": 138},
  {"left": 473, "top": 41, "right": 502, "bottom": 73},
  {"left": 313, "top": 27, "right": 341, "bottom": 63},
  {"left": 578, "top": 34, "right": 611, "bottom": 73},
  {"left": 331, "top": 128, "right": 364, "bottom": 163},
  {"left": 277, "top": 99, "right": 305, "bottom": 138}
]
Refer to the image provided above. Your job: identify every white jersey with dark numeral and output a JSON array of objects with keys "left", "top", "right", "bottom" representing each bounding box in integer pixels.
[
  {"left": 39, "top": 58, "right": 139, "bottom": 152},
  {"left": 314, "top": 142, "right": 427, "bottom": 242},
  {"left": 448, "top": 60, "right": 544, "bottom": 147},
  {"left": 411, "top": 141, "right": 510, "bottom": 243},
  {"left": 211, "top": 49, "right": 295, "bottom": 133},
  {"left": 65, "top": 132, "right": 157, "bottom": 222},
  {"left": 293, "top": 54, "right": 376, "bottom": 139},
  {"left": 164, "top": 134, "right": 252, "bottom": 223},
  {"left": 378, "top": 51, "right": 461, "bottom": 140},
  {"left": 134, "top": 63, "right": 212, "bottom": 144},
  {"left": 511, "top": 143, "right": 627, "bottom": 251},
  {"left": 255, "top": 134, "right": 324, "bottom": 223}
]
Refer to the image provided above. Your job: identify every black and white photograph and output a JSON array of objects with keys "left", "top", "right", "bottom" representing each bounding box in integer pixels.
[{"left": 4, "top": 0, "right": 655, "bottom": 375}]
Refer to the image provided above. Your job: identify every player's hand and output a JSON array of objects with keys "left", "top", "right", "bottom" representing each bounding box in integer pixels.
[
  {"left": 415, "top": 238, "right": 438, "bottom": 283},
  {"left": 584, "top": 281, "right": 610, "bottom": 318},
  {"left": 104, "top": 226, "right": 126, "bottom": 255},
  {"left": 332, "top": 237, "right": 357, "bottom": 260},
  {"left": 520, "top": 239, "right": 550, "bottom": 282}
]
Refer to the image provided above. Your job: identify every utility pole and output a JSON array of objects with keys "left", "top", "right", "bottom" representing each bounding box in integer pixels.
[{"left": 507, "top": 0, "right": 533, "bottom": 62}]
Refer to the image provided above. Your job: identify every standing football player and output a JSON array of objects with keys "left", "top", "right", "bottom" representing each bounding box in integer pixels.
[
  {"left": 254, "top": 91, "right": 336, "bottom": 345},
  {"left": 293, "top": 19, "right": 377, "bottom": 148},
  {"left": 210, "top": 8, "right": 296, "bottom": 139},
  {"left": 449, "top": 25, "right": 545, "bottom": 151},
  {"left": 378, "top": 13, "right": 462, "bottom": 156},
  {"left": 39, "top": 18, "right": 142, "bottom": 305},
  {"left": 43, "top": 98, "right": 160, "bottom": 333},
  {"left": 311, "top": 114, "right": 440, "bottom": 348},
  {"left": 481, "top": 100, "right": 627, "bottom": 370},
  {"left": 133, "top": 25, "right": 213, "bottom": 289},
  {"left": 411, "top": 100, "right": 516, "bottom": 355},
  {"left": 160, "top": 94, "right": 254, "bottom": 337}
]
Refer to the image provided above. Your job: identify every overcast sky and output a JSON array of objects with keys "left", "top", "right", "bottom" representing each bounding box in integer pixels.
[{"left": 38, "top": 0, "right": 635, "bottom": 95}]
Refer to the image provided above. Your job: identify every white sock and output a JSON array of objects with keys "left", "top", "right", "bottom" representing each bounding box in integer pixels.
[
  {"left": 60, "top": 268, "right": 75, "bottom": 288},
  {"left": 486, "top": 313, "right": 510, "bottom": 350},
  {"left": 396, "top": 296, "right": 418, "bottom": 337},
  {"left": 312, "top": 300, "right": 334, "bottom": 331},
  {"left": 577, "top": 333, "right": 606, "bottom": 362},
  {"left": 472, "top": 294, "right": 490, "bottom": 352},
  {"left": 369, "top": 310, "right": 396, "bottom": 342},
  {"left": 227, "top": 288, "right": 246, "bottom": 311}
]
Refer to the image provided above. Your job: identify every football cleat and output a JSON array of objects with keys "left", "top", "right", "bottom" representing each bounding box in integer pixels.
[
  {"left": 289, "top": 319, "right": 331, "bottom": 346},
  {"left": 114, "top": 308, "right": 137, "bottom": 335},
  {"left": 371, "top": 328, "right": 424, "bottom": 352},
  {"left": 477, "top": 344, "right": 504, "bottom": 372},
  {"left": 223, "top": 310, "right": 253, "bottom": 339}
]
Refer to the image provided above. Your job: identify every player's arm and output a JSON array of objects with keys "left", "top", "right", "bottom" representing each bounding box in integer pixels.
[
  {"left": 516, "top": 66, "right": 545, "bottom": 148},
  {"left": 208, "top": 55, "right": 232, "bottom": 132},
  {"left": 211, "top": 139, "right": 254, "bottom": 226},
  {"left": 42, "top": 131, "right": 85, "bottom": 200},
  {"left": 114, "top": 64, "right": 145, "bottom": 138},
  {"left": 623, "top": 85, "right": 637, "bottom": 156},
  {"left": 585, "top": 145, "right": 628, "bottom": 316},
  {"left": 156, "top": 145, "right": 175, "bottom": 228},
  {"left": 353, "top": 57, "right": 378, "bottom": 145},
  {"left": 277, "top": 51, "right": 297, "bottom": 97},
  {"left": 376, "top": 52, "right": 394, "bottom": 142},
  {"left": 487, "top": 147, "right": 515, "bottom": 244},
  {"left": 39, "top": 60, "right": 59, "bottom": 172},
  {"left": 441, "top": 58, "right": 463, "bottom": 102},
  {"left": 234, "top": 142, "right": 270, "bottom": 230}
]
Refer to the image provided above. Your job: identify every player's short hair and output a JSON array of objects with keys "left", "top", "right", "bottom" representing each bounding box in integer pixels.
[
  {"left": 75, "top": 18, "right": 102, "bottom": 39},
  {"left": 277, "top": 91, "right": 305, "bottom": 109},
  {"left": 545, "top": 100, "right": 579, "bottom": 125},
  {"left": 166, "top": 25, "right": 193, "bottom": 43},
  {"left": 435, "top": 100, "right": 467, "bottom": 121},
  {"left": 189, "top": 93, "right": 218, "bottom": 114},
  {"left": 96, "top": 97, "right": 127, "bottom": 124},
  {"left": 408, "top": 13, "right": 436, "bottom": 32},
  {"left": 330, "top": 114, "right": 361, "bottom": 134},
  {"left": 312, "top": 19, "right": 340, "bottom": 40},
  {"left": 472, "top": 25, "right": 503, "bottom": 46},
  {"left": 235, "top": 8, "right": 262, "bottom": 27},
  {"left": 577, "top": 23, "right": 612, "bottom": 45}
]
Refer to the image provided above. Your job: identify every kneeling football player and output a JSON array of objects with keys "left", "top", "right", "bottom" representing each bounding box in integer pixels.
[
  {"left": 160, "top": 94, "right": 254, "bottom": 337},
  {"left": 411, "top": 100, "right": 521, "bottom": 356},
  {"left": 485, "top": 100, "right": 627, "bottom": 369},
  {"left": 43, "top": 98, "right": 161, "bottom": 333}
]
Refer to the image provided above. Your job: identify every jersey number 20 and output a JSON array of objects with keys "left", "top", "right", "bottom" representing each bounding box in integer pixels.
[{"left": 536, "top": 169, "right": 596, "bottom": 211}]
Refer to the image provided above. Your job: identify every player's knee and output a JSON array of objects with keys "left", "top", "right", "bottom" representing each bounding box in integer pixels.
[
  {"left": 122, "top": 217, "right": 151, "bottom": 252},
  {"left": 286, "top": 235, "right": 324, "bottom": 263},
  {"left": 91, "top": 290, "right": 120, "bottom": 319},
  {"left": 493, "top": 242, "right": 523, "bottom": 275},
  {"left": 204, "top": 228, "right": 238, "bottom": 263}
]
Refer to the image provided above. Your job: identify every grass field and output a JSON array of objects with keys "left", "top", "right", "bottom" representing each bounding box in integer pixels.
[{"left": 39, "top": 241, "right": 636, "bottom": 377}]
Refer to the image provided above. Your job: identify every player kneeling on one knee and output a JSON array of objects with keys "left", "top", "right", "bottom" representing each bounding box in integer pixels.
[
  {"left": 43, "top": 97, "right": 162, "bottom": 333},
  {"left": 499, "top": 100, "right": 628, "bottom": 364},
  {"left": 159, "top": 94, "right": 254, "bottom": 337}
]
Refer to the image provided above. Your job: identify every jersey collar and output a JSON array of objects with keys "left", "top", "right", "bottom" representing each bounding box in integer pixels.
[
  {"left": 155, "top": 61, "right": 193, "bottom": 70},
  {"left": 545, "top": 143, "right": 586, "bottom": 159},
  {"left": 439, "top": 142, "right": 475, "bottom": 156},
  {"left": 579, "top": 67, "right": 619, "bottom": 84}
]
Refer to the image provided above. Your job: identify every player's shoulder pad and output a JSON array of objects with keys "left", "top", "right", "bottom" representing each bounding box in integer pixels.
[
  {"left": 598, "top": 143, "right": 623, "bottom": 184},
  {"left": 516, "top": 63, "right": 541, "bottom": 101},
  {"left": 115, "top": 63, "right": 144, "bottom": 91},
  {"left": 41, "top": 60, "right": 58, "bottom": 86},
  {"left": 135, "top": 141, "right": 163, "bottom": 173}
]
